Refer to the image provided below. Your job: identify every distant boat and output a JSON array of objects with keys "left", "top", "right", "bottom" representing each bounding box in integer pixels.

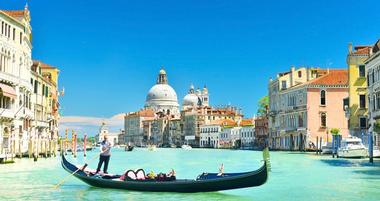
[
  {"left": 372, "top": 146, "right": 380, "bottom": 158},
  {"left": 181, "top": 145, "right": 192, "bottom": 150},
  {"left": 337, "top": 137, "right": 368, "bottom": 158},
  {"left": 321, "top": 142, "right": 333, "bottom": 154},
  {"left": 148, "top": 145, "right": 157, "bottom": 152},
  {"left": 125, "top": 145, "right": 134, "bottom": 152}
]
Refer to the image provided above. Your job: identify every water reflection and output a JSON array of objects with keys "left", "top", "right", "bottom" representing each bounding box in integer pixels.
[{"left": 74, "top": 186, "right": 248, "bottom": 201}]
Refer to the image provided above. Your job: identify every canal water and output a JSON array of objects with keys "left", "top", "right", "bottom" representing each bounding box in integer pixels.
[{"left": 0, "top": 148, "right": 379, "bottom": 201}]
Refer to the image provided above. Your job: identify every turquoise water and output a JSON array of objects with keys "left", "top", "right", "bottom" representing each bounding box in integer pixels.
[{"left": 0, "top": 148, "right": 379, "bottom": 201}]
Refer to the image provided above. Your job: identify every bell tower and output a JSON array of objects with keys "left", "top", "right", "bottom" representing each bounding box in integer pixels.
[{"left": 157, "top": 67, "right": 168, "bottom": 84}]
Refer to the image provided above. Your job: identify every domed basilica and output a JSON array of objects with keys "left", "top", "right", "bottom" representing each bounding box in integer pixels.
[
  {"left": 144, "top": 69, "right": 210, "bottom": 116},
  {"left": 145, "top": 69, "right": 180, "bottom": 116}
]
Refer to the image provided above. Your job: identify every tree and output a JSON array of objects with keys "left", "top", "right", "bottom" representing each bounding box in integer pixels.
[
  {"left": 330, "top": 128, "right": 340, "bottom": 135},
  {"left": 257, "top": 96, "right": 269, "bottom": 116}
]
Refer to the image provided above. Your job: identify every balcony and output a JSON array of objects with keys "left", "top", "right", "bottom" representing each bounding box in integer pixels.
[
  {"left": 0, "top": 108, "right": 14, "bottom": 119},
  {"left": 0, "top": 72, "right": 18, "bottom": 84}
]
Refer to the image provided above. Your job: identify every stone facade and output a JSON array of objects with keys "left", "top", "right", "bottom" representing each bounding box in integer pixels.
[{"left": 366, "top": 39, "right": 380, "bottom": 147}]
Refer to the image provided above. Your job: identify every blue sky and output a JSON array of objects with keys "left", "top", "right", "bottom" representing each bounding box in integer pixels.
[{"left": 1, "top": 0, "right": 380, "bottom": 128}]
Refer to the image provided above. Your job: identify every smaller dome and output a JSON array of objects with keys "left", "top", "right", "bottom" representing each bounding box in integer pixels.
[
  {"left": 202, "top": 85, "right": 208, "bottom": 94},
  {"left": 196, "top": 88, "right": 201, "bottom": 95},
  {"left": 183, "top": 93, "right": 200, "bottom": 107},
  {"left": 159, "top": 69, "right": 166, "bottom": 75}
]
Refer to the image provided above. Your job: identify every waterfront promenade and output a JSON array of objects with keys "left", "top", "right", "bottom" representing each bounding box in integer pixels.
[{"left": 0, "top": 148, "right": 379, "bottom": 201}]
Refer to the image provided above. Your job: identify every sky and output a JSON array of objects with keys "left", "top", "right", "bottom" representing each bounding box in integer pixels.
[{"left": 1, "top": 0, "right": 380, "bottom": 135}]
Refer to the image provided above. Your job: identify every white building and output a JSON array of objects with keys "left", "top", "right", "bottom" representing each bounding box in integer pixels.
[
  {"left": 0, "top": 7, "right": 34, "bottom": 157},
  {"left": 240, "top": 125, "right": 255, "bottom": 149},
  {"left": 366, "top": 39, "right": 380, "bottom": 147},
  {"left": 220, "top": 126, "right": 241, "bottom": 148},
  {"left": 96, "top": 122, "right": 119, "bottom": 146},
  {"left": 200, "top": 124, "right": 221, "bottom": 148}
]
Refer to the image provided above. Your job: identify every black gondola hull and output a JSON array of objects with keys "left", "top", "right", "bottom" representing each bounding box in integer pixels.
[{"left": 61, "top": 153, "right": 268, "bottom": 193}]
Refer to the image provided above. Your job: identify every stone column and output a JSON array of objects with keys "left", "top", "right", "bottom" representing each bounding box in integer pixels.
[{"left": 0, "top": 54, "right": 3, "bottom": 71}]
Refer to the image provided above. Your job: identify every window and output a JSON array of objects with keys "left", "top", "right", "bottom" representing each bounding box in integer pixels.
[
  {"left": 281, "top": 81, "right": 287, "bottom": 90},
  {"left": 343, "top": 98, "right": 349, "bottom": 111},
  {"left": 359, "top": 65, "right": 365, "bottom": 77},
  {"left": 320, "top": 113, "right": 326, "bottom": 127},
  {"left": 42, "top": 84, "right": 45, "bottom": 96},
  {"left": 368, "top": 72, "right": 371, "bottom": 86},
  {"left": 320, "top": 90, "right": 326, "bottom": 106},
  {"left": 298, "top": 114, "right": 303, "bottom": 127},
  {"left": 359, "top": 95, "right": 366, "bottom": 109},
  {"left": 34, "top": 80, "right": 38, "bottom": 93},
  {"left": 373, "top": 95, "right": 376, "bottom": 111},
  {"left": 298, "top": 71, "right": 302, "bottom": 78},
  {"left": 359, "top": 117, "right": 367, "bottom": 129},
  {"left": 372, "top": 71, "right": 375, "bottom": 84}
]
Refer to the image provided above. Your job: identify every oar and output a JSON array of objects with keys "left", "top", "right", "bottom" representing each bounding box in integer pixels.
[{"left": 54, "top": 153, "right": 99, "bottom": 189}]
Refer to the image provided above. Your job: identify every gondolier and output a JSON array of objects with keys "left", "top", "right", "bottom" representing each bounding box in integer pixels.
[{"left": 96, "top": 135, "right": 112, "bottom": 174}]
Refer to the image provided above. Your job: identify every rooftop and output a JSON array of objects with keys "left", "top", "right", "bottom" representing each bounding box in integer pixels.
[
  {"left": 2, "top": 10, "right": 25, "bottom": 18},
  {"left": 352, "top": 45, "right": 372, "bottom": 55},
  {"left": 309, "top": 69, "right": 348, "bottom": 86}
]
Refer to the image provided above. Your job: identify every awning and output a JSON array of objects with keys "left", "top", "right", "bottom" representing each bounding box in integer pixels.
[{"left": 0, "top": 83, "right": 16, "bottom": 99}]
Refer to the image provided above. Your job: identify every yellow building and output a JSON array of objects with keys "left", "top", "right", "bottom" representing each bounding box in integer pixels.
[
  {"left": 30, "top": 60, "right": 60, "bottom": 157},
  {"left": 346, "top": 43, "right": 371, "bottom": 136}
]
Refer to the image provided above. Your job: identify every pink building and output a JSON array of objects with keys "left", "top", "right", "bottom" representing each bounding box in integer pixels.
[
  {"left": 269, "top": 68, "right": 349, "bottom": 150},
  {"left": 306, "top": 70, "right": 349, "bottom": 148}
]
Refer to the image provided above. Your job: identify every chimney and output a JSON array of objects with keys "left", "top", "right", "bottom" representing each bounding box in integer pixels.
[
  {"left": 348, "top": 42, "right": 353, "bottom": 54},
  {"left": 290, "top": 66, "right": 295, "bottom": 87}
]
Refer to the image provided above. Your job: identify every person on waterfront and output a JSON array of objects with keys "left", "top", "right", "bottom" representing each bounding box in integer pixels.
[{"left": 96, "top": 135, "right": 112, "bottom": 174}]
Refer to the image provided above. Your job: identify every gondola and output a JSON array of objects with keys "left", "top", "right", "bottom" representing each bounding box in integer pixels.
[
  {"left": 61, "top": 148, "right": 271, "bottom": 193},
  {"left": 125, "top": 145, "right": 134, "bottom": 152}
]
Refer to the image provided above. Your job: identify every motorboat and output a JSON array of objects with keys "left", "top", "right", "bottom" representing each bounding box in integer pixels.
[
  {"left": 321, "top": 142, "right": 333, "bottom": 154},
  {"left": 181, "top": 145, "right": 192, "bottom": 150},
  {"left": 372, "top": 146, "right": 380, "bottom": 158},
  {"left": 337, "top": 137, "right": 368, "bottom": 158}
]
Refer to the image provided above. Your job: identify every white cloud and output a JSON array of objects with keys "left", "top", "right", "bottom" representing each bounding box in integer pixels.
[{"left": 59, "top": 113, "right": 124, "bottom": 137}]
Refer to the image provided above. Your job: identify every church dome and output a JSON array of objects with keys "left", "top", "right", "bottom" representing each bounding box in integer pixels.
[
  {"left": 145, "top": 68, "right": 179, "bottom": 114},
  {"left": 146, "top": 84, "right": 178, "bottom": 105},
  {"left": 183, "top": 93, "right": 200, "bottom": 107}
]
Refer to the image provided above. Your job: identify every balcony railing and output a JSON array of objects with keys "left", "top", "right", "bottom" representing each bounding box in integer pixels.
[{"left": 0, "top": 71, "right": 18, "bottom": 84}]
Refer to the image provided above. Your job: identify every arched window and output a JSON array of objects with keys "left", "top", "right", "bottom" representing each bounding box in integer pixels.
[
  {"left": 321, "top": 113, "right": 326, "bottom": 127},
  {"left": 320, "top": 90, "right": 326, "bottom": 106}
]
